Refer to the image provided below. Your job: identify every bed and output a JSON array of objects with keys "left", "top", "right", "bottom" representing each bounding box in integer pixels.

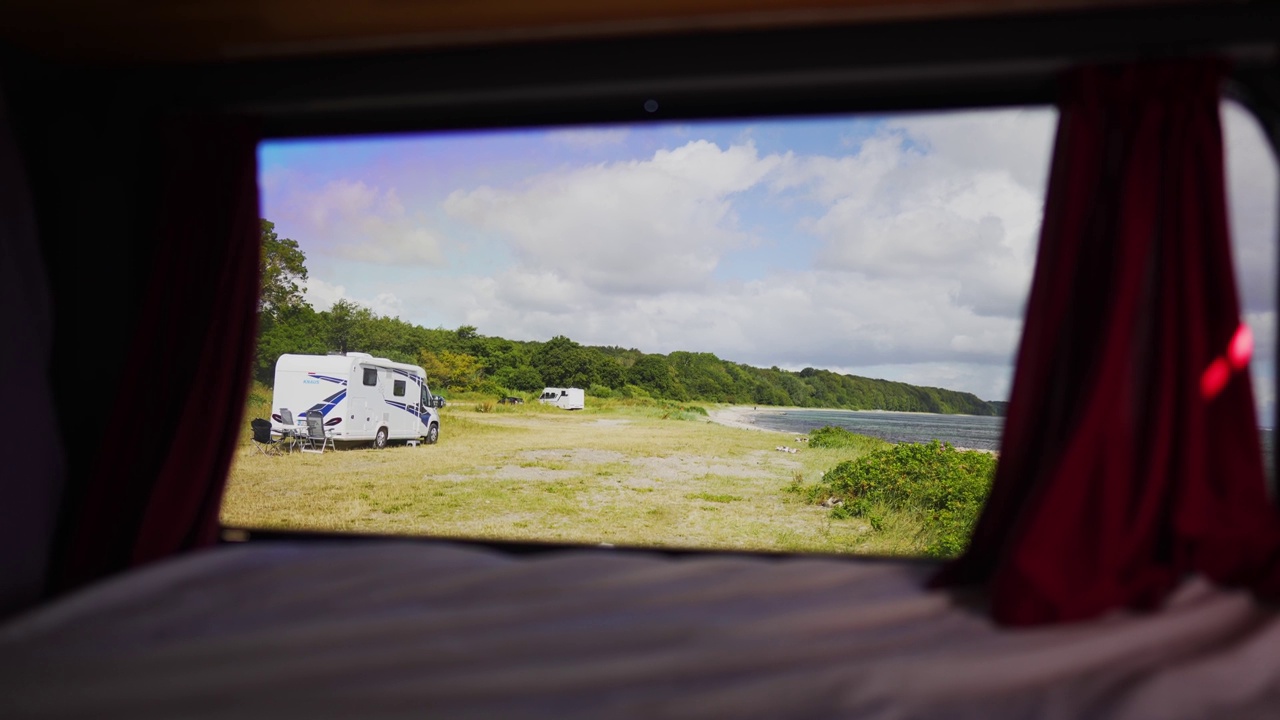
[{"left": 3, "top": 540, "right": 1278, "bottom": 719}]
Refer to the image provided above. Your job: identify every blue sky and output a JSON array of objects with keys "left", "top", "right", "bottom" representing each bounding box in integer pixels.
[{"left": 259, "top": 104, "right": 1278, "bottom": 421}]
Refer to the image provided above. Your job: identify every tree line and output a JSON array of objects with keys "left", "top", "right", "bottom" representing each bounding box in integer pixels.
[{"left": 256, "top": 219, "right": 1000, "bottom": 416}]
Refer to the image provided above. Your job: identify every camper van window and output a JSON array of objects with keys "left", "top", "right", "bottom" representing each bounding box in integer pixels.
[{"left": 229, "top": 100, "right": 1276, "bottom": 557}]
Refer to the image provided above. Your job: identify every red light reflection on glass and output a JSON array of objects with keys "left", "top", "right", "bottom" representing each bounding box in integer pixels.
[{"left": 1200, "top": 324, "right": 1253, "bottom": 400}]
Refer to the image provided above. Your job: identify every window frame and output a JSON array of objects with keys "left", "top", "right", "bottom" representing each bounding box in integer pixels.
[{"left": 214, "top": 5, "right": 1280, "bottom": 551}]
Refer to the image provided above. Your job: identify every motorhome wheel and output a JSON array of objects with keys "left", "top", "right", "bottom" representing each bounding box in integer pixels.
[
  {"left": 374, "top": 427, "right": 388, "bottom": 449},
  {"left": 426, "top": 423, "right": 439, "bottom": 444}
]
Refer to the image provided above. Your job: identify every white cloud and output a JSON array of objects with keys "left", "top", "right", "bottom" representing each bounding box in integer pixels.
[
  {"left": 545, "top": 127, "right": 630, "bottom": 148},
  {"left": 444, "top": 140, "right": 783, "bottom": 294},
  {"left": 774, "top": 110, "right": 1056, "bottom": 320},
  {"left": 275, "top": 179, "right": 445, "bottom": 266},
  {"left": 1224, "top": 101, "right": 1278, "bottom": 316},
  {"left": 303, "top": 276, "right": 404, "bottom": 318},
  {"left": 390, "top": 113, "right": 1053, "bottom": 399},
  {"left": 820, "top": 362, "right": 1015, "bottom": 404},
  {"left": 302, "top": 276, "right": 346, "bottom": 312}
]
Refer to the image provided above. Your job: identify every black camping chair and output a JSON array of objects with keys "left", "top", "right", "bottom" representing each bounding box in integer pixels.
[{"left": 250, "top": 418, "right": 282, "bottom": 456}]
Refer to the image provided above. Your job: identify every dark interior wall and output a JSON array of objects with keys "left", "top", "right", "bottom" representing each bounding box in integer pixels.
[
  {"left": 1, "top": 48, "right": 164, "bottom": 540},
  {"left": 169, "top": 3, "right": 1280, "bottom": 138}
]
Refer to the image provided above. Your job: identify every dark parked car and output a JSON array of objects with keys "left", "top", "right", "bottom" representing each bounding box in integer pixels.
[{"left": 498, "top": 396, "right": 524, "bottom": 405}]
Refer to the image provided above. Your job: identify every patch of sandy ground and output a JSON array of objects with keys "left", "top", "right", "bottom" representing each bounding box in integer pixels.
[
  {"left": 426, "top": 445, "right": 798, "bottom": 485},
  {"left": 705, "top": 406, "right": 790, "bottom": 434}
]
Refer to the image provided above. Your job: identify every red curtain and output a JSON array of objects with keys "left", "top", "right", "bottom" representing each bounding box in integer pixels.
[
  {"left": 933, "top": 60, "right": 1280, "bottom": 625},
  {"left": 51, "top": 117, "right": 261, "bottom": 593}
]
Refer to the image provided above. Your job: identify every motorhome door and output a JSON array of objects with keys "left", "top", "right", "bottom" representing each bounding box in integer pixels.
[{"left": 350, "top": 364, "right": 380, "bottom": 435}]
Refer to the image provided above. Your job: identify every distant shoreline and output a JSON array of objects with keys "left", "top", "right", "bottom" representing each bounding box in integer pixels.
[
  {"left": 706, "top": 405, "right": 1005, "bottom": 453},
  {"left": 705, "top": 405, "right": 999, "bottom": 432}
]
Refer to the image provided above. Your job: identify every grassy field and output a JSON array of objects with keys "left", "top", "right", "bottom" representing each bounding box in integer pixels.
[{"left": 223, "top": 389, "right": 934, "bottom": 555}]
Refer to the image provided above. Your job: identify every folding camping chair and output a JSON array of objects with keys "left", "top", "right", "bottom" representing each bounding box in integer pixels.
[
  {"left": 278, "top": 408, "right": 301, "bottom": 452},
  {"left": 300, "top": 410, "right": 335, "bottom": 454},
  {"left": 249, "top": 418, "right": 282, "bottom": 456}
]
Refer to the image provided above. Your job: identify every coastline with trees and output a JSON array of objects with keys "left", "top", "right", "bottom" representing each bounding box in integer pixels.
[{"left": 255, "top": 219, "right": 1002, "bottom": 416}]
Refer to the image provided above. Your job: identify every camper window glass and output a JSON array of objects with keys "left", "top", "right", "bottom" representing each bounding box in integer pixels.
[
  {"left": 394, "top": 380, "right": 406, "bottom": 397},
  {"left": 228, "top": 100, "right": 1276, "bottom": 556}
]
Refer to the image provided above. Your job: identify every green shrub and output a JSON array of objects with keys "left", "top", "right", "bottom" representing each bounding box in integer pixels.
[
  {"left": 808, "top": 425, "right": 886, "bottom": 452},
  {"left": 807, "top": 440, "right": 996, "bottom": 558},
  {"left": 658, "top": 402, "right": 708, "bottom": 421},
  {"left": 618, "top": 384, "right": 651, "bottom": 399}
]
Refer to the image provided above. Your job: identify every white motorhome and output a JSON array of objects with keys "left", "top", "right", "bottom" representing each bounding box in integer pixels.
[
  {"left": 537, "top": 387, "right": 585, "bottom": 410},
  {"left": 271, "top": 353, "right": 442, "bottom": 447}
]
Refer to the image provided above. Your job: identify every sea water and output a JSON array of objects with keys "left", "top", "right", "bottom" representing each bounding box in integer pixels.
[
  {"left": 748, "top": 408, "right": 1276, "bottom": 472},
  {"left": 750, "top": 409, "right": 1005, "bottom": 450}
]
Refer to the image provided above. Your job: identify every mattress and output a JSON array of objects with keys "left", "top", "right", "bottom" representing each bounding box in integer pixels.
[{"left": 2, "top": 541, "right": 1278, "bottom": 719}]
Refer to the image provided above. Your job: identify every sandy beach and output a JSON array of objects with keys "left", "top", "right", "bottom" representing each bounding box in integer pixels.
[{"left": 705, "top": 406, "right": 792, "bottom": 434}]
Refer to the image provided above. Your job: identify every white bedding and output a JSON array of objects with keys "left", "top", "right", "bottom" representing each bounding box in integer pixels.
[{"left": 2, "top": 541, "right": 1278, "bottom": 719}]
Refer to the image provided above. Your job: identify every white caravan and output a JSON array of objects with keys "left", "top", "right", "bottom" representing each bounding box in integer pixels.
[
  {"left": 271, "top": 353, "right": 441, "bottom": 447},
  {"left": 537, "top": 387, "right": 585, "bottom": 410}
]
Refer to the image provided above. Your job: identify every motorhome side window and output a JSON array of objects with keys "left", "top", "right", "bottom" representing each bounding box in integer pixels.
[{"left": 228, "top": 102, "right": 1275, "bottom": 558}]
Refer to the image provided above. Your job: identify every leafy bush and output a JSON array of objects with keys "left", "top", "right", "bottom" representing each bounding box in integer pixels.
[
  {"left": 617, "top": 384, "right": 651, "bottom": 399},
  {"left": 658, "top": 402, "right": 708, "bottom": 421},
  {"left": 807, "top": 440, "right": 996, "bottom": 558},
  {"left": 808, "top": 425, "right": 887, "bottom": 452}
]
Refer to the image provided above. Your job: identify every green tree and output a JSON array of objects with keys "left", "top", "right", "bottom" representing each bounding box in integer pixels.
[
  {"left": 419, "top": 350, "right": 484, "bottom": 391},
  {"left": 628, "top": 355, "right": 677, "bottom": 397},
  {"left": 259, "top": 220, "right": 310, "bottom": 321},
  {"left": 532, "top": 335, "right": 598, "bottom": 388},
  {"left": 253, "top": 305, "right": 328, "bottom": 383},
  {"left": 494, "top": 365, "right": 545, "bottom": 393},
  {"left": 324, "top": 299, "right": 372, "bottom": 354}
]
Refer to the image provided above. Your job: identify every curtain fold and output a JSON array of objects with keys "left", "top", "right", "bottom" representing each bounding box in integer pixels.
[
  {"left": 51, "top": 116, "right": 260, "bottom": 593},
  {"left": 933, "top": 60, "right": 1280, "bottom": 625},
  {"left": 0, "top": 84, "right": 65, "bottom": 617}
]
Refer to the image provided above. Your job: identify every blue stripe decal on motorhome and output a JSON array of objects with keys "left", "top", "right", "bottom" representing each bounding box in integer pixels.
[
  {"left": 392, "top": 369, "right": 425, "bottom": 386},
  {"left": 309, "top": 373, "right": 348, "bottom": 385},
  {"left": 305, "top": 389, "right": 346, "bottom": 418},
  {"left": 386, "top": 398, "right": 432, "bottom": 428}
]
